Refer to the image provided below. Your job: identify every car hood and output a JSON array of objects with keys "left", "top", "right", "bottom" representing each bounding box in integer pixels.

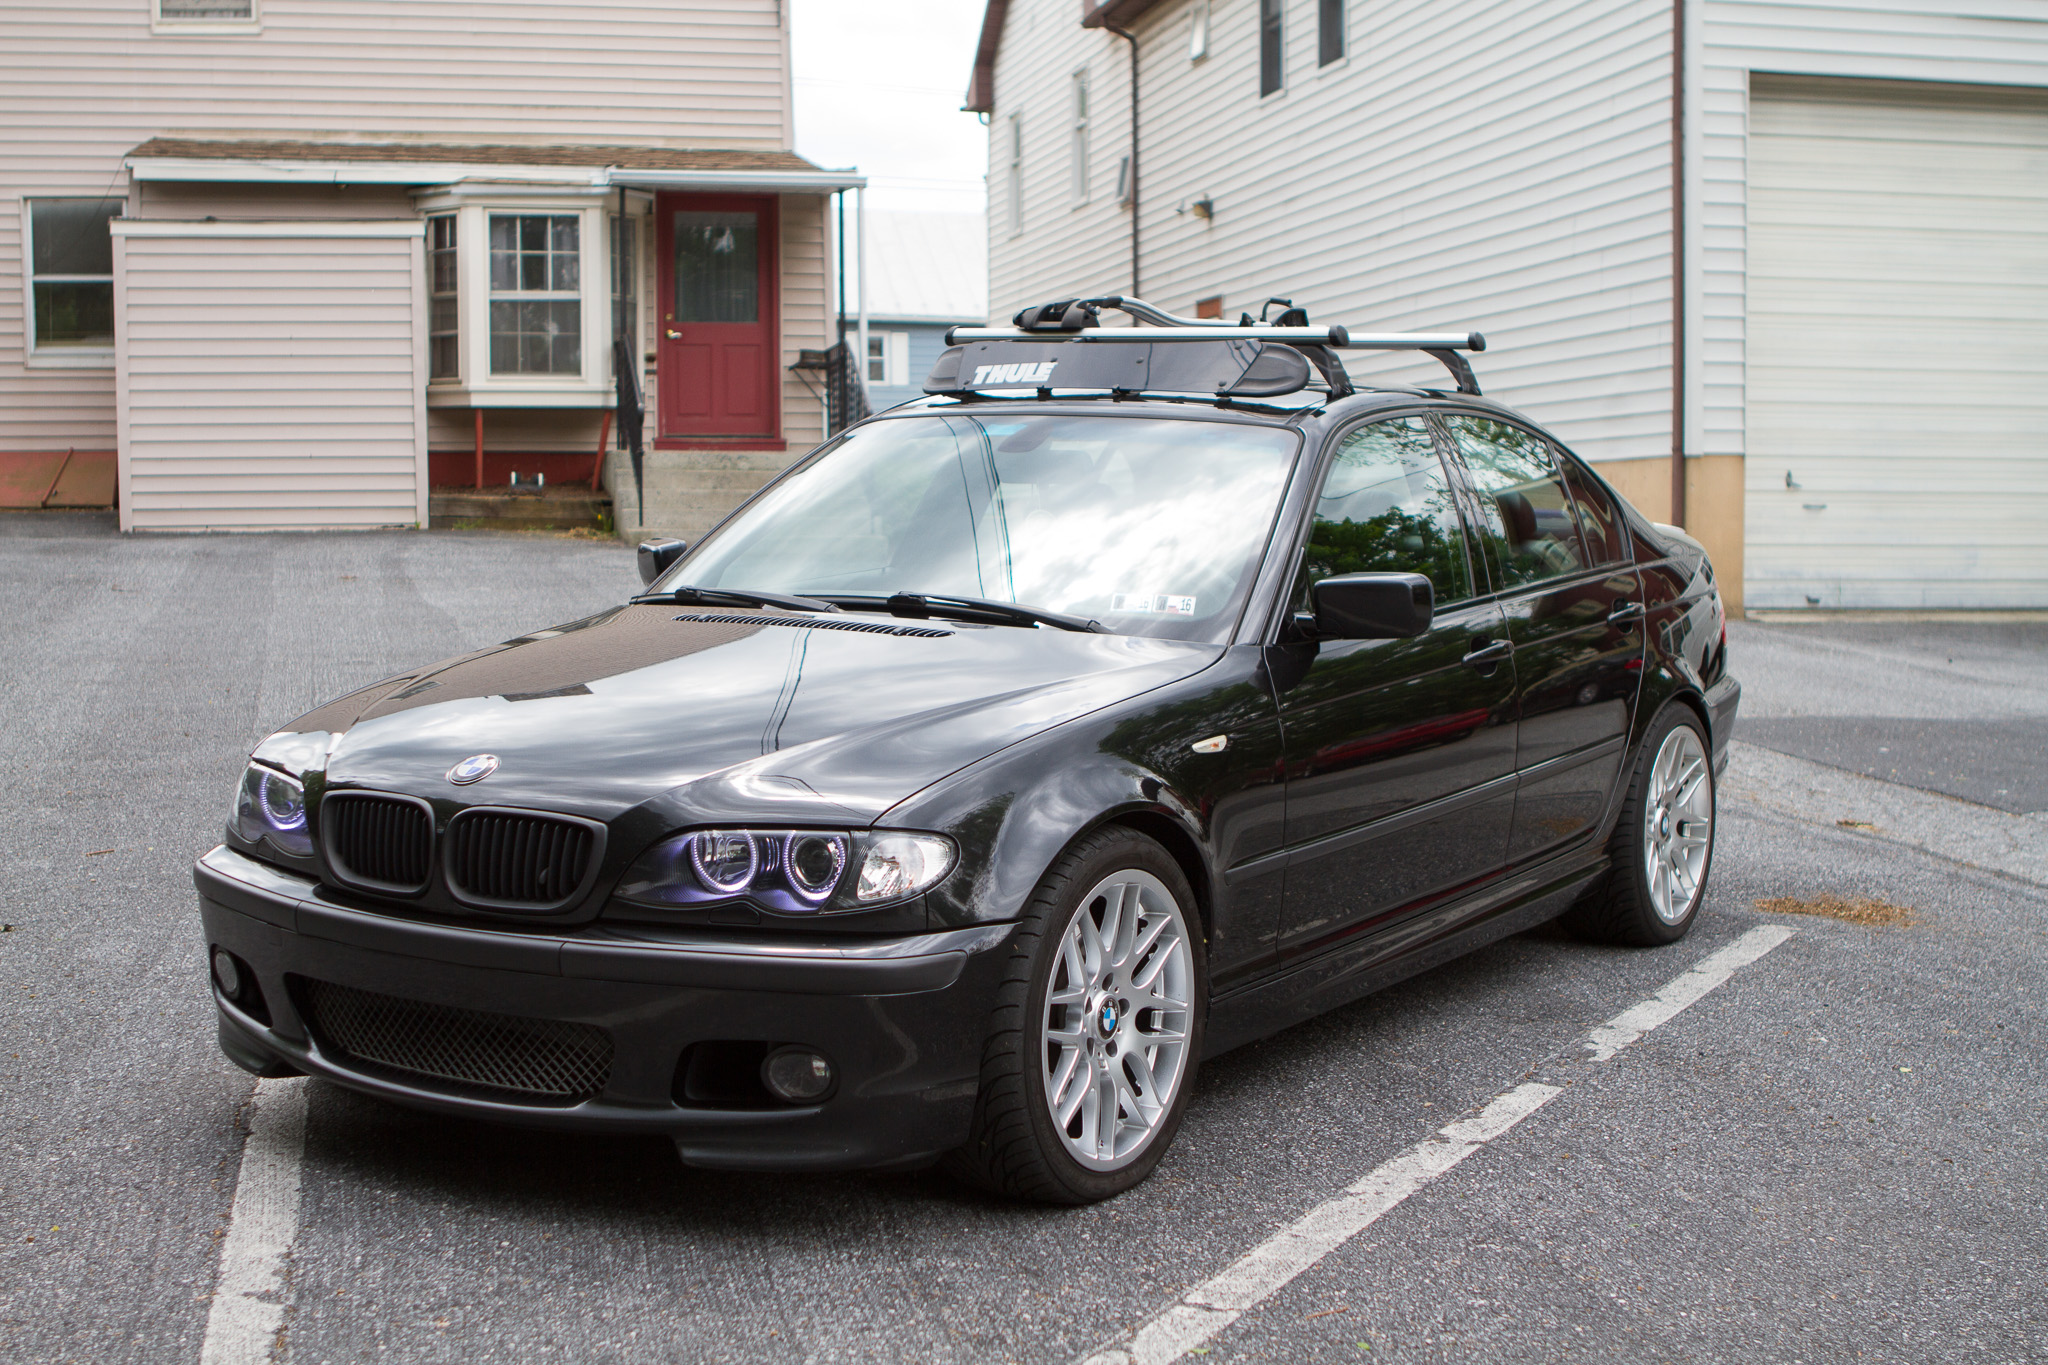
[{"left": 294, "top": 605, "right": 1220, "bottom": 824}]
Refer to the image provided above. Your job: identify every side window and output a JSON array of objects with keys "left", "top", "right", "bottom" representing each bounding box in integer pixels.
[
  {"left": 1297, "top": 416, "right": 1473, "bottom": 610},
  {"left": 1445, "top": 415, "right": 1590, "bottom": 590},
  {"left": 1557, "top": 454, "right": 1628, "bottom": 566}
]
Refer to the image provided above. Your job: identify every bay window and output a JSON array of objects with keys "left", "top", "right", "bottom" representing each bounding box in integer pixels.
[{"left": 412, "top": 193, "right": 640, "bottom": 403}]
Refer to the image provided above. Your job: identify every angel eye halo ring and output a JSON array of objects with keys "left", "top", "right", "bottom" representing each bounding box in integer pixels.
[{"left": 613, "top": 828, "right": 953, "bottom": 916}]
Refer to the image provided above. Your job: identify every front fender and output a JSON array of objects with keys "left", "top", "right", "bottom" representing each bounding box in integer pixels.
[
  {"left": 901, "top": 740, "right": 1209, "bottom": 931},
  {"left": 881, "top": 645, "right": 1287, "bottom": 980}
]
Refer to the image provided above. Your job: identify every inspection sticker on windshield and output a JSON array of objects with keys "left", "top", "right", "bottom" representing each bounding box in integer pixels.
[{"left": 1111, "top": 593, "right": 1196, "bottom": 616}]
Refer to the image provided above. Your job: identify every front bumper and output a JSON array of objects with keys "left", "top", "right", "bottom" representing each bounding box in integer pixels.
[{"left": 195, "top": 845, "right": 1013, "bottom": 1171}]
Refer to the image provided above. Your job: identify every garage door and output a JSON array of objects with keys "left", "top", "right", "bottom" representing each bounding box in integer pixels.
[{"left": 1744, "top": 77, "right": 2048, "bottom": 609}]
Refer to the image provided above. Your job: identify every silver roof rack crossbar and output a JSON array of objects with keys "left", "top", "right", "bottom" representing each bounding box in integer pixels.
[{"left": 941, "top": 296, "right": 1487, "bottom": 395}]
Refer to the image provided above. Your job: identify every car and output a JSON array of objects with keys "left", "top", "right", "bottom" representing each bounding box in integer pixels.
[{"left": 196, "top": 295, "right": 1737, "bottom": 1205}]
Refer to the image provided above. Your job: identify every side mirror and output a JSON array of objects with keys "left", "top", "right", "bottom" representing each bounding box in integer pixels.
[
  {"left": 637, "top": 537, "right": 687, "bottom": 586},
  {"left": 1311, "top": 572, "right": 1434, "bottom": 639}
]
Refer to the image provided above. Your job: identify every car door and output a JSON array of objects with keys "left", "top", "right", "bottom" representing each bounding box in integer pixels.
[
  {"left": 1271, "top": 415, "right": 1520, "bottom": 958},
  {"left": 1441, "top": 414, "right": 1646, "bottom": 864}
]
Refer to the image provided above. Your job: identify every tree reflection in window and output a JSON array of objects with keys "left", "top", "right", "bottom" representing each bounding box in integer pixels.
[{"left": 1300, "top": 417, "right": 1472, "bottom": 608}]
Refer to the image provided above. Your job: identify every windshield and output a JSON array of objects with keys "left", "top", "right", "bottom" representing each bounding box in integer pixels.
[{"left": 663, "top": 413, "right": 1301, "bottom": 640}]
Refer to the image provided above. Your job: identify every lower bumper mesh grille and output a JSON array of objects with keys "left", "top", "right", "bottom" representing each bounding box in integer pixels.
[{"left": 294, "top": 977, "right": 612, "bottom": 1104}]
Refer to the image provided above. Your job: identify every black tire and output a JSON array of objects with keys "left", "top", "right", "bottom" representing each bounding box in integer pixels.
[
  {"left": 943, "top": 827, "right": 1207, "bottom": 1205},
  {"left": 1563, "top": 704, "right": 1717, "bottom": 946}
]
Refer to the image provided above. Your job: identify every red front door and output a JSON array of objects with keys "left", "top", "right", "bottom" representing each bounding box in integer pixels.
[{"left": 656, "top": 193, "right": 779, "bottom": 440}]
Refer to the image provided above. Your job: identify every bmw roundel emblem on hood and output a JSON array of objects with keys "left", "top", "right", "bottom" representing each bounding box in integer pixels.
[{"left": 446, "top": 753, "right": 500, "bottom": 785}]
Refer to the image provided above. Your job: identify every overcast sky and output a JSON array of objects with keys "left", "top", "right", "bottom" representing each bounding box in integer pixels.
[{"left": 790, "top": 0, "right": 989, "bottom": 216}]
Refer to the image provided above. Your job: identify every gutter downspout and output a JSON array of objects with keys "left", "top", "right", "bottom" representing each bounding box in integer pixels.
[
  {"left": 1669, "top": 0, "right": 1686, "bottom": 528},
  {"left": 1106, "top": 24, "right": 1139, "bottom": 297}
]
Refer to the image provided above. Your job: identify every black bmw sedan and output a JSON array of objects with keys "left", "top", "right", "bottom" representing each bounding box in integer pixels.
[{"left": 197, "top": 301, "right": 1736, "bottom": 1204}]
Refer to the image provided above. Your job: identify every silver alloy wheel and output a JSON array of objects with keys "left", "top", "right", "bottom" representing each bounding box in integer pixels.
[
  {"left": 1040, "top": 868, "right": 1195, "bottom": 1171},
  {"left": 1643, "top": 725, "right": 1714, "bottom": 924}
]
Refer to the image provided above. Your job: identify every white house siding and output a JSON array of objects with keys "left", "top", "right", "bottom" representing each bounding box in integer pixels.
[
  {"left": 113, "top": 222, "right": 427, "bottom": 531},
  {"left": 0, "top": 0, "right": 792, "bottom": 454},
  {"left": 988, "top": 0, "right": 1680, "bottom": 466}
]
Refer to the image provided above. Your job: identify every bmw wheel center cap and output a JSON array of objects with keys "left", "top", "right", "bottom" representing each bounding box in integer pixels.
[{"left": 447, "top": 753, "right": 500, "bottom": 785}]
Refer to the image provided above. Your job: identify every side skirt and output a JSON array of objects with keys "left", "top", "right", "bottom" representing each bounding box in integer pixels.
[{"left": 1201, "top": 850, "right": 1608, "bottom": 1059}]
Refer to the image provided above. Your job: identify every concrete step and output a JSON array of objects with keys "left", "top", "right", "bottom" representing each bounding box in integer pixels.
[{"left": 429, "top": 486, "right": 612, "bottom": 532}]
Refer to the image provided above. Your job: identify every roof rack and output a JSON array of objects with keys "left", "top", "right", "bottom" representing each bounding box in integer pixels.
[{"left": 938, "top": 296, "right": 1487, "bottom": 395}]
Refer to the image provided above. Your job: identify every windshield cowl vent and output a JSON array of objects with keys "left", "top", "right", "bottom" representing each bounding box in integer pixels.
[{"left": 671, "top": 612, "right": 953, "bottom": 639}]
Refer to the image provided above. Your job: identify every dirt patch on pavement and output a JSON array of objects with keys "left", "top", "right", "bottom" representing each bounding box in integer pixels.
[{"left": 1754, "top": 893, "right": 1919, "bottom": 927}]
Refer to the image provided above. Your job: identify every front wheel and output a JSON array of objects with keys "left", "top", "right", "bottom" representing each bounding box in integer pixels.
[
  {"left": 1564, "top": 706, "right": 1716, "bottom": 945},
  {"left": 945, "top": 828, "right": 1206, "bottom": 1204}
]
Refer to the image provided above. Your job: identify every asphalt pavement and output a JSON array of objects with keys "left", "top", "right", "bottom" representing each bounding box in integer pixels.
[{"left": 1, "top": 514, "right": 2042, "bottom": 1364}]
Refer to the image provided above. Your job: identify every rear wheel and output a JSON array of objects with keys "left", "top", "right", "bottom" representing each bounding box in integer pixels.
[
  {"left": 1564, "top": 705, "right": 1716, "bottom": 945},
  {"left": 945, "top": 828, "right": 1205, "bottom": 1204}
]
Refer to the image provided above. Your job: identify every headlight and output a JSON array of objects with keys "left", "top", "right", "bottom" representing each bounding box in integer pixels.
[
  {"left": 233, "top": 764, "right": 314, "bottom": 859},
  {"left": 854, "top": 833, "right": 953, "bottom": 904},
  {"left": 614, "top": 828, "right": 953, "bottom": 916}
]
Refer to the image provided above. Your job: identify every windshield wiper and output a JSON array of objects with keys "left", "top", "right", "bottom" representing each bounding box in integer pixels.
[
  {"left": 633, "top": 585, "right": 840, "bottom": 614},
  {"left": 821, "top": 592, "right": 1105, "bottom": 634}
]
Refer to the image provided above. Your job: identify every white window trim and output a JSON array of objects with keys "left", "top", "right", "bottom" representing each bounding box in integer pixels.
[
  {"left": 866, "top": 331, "right": 911, "bottom": 387},
  {"left": 150, "top": 0, "right": 261, "bottom": 35},
  {"left": 20, "top": 199, "right": 116, "bottom": 370},
  {"left": 412, "top": 191, "right": 615, "bottom": 406},
  {"left": 1189, "top": 0, "right": 1211, "bottom": 61}
]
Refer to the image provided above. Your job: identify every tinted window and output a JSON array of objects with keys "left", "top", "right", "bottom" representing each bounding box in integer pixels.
[
  {"left": 1297, "top": 416, "right": 1472, "bottom": 607},
  {"left": 1446, "top": 415, "right": 1589, "bottom": 589},
  {"left": 1557, "top": 455, "right": 1628, "bottom": 566}
]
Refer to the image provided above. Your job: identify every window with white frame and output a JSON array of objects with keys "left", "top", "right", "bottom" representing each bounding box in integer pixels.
[
  {"left": 1007, "top": 114, "right": 1024, "bottom": 237},
  {"left": 865, "top": 331, "right": 910, "bottom": 387},
  {"left": 1189, "top": 0, "right": 1210, "bottom": 61},
  {"left": 427, "top": 214, "right": 459, "bottom": 380},
  {"left": 1071, "top": 70, "right": 1091, "bottom": 204},
  {"left": 26, "top": 199, "right": 120, "bottom": 359},
  {"left": 488, "top": 213, "right": 581, "bottom": 376}
]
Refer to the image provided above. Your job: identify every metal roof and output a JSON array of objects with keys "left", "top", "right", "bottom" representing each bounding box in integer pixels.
[{"left": 863, "top": 212, "right": 988, "bottom": 323}]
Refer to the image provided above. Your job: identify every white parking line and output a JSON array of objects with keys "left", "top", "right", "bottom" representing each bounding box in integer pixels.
[
  {"left": 200, "top": 1078, "right": 307, "bottom": 1365},
  {"left": 1080, "top": 924, "right": 1797, "bottom": 1365}
]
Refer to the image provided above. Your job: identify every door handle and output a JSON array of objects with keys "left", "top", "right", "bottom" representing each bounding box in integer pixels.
[
  {"left": 1462, "top": 638, "right": 1511, "bottom": 670},
  {"left": 665, "top": 328, "right": 682, "bottom": 340},
  {"left": 1607, "top": 599, "right": 1645, "bottom": 626}
]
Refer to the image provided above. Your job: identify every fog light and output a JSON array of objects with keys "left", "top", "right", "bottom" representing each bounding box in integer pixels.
[
  {"left": 211, "top": 948, "right": 243, "bottom": 1001},
  {"left": 760, "top": 1046, "right": 834, "bottom": 1103}
]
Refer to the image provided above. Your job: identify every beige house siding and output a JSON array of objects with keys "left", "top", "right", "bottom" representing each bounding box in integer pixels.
[
  {"left": 112, "top": 220, "right": 427, "bottom": 531},
  {"left": 1, "top": 0, "right": 794, "bottom": 454}
]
